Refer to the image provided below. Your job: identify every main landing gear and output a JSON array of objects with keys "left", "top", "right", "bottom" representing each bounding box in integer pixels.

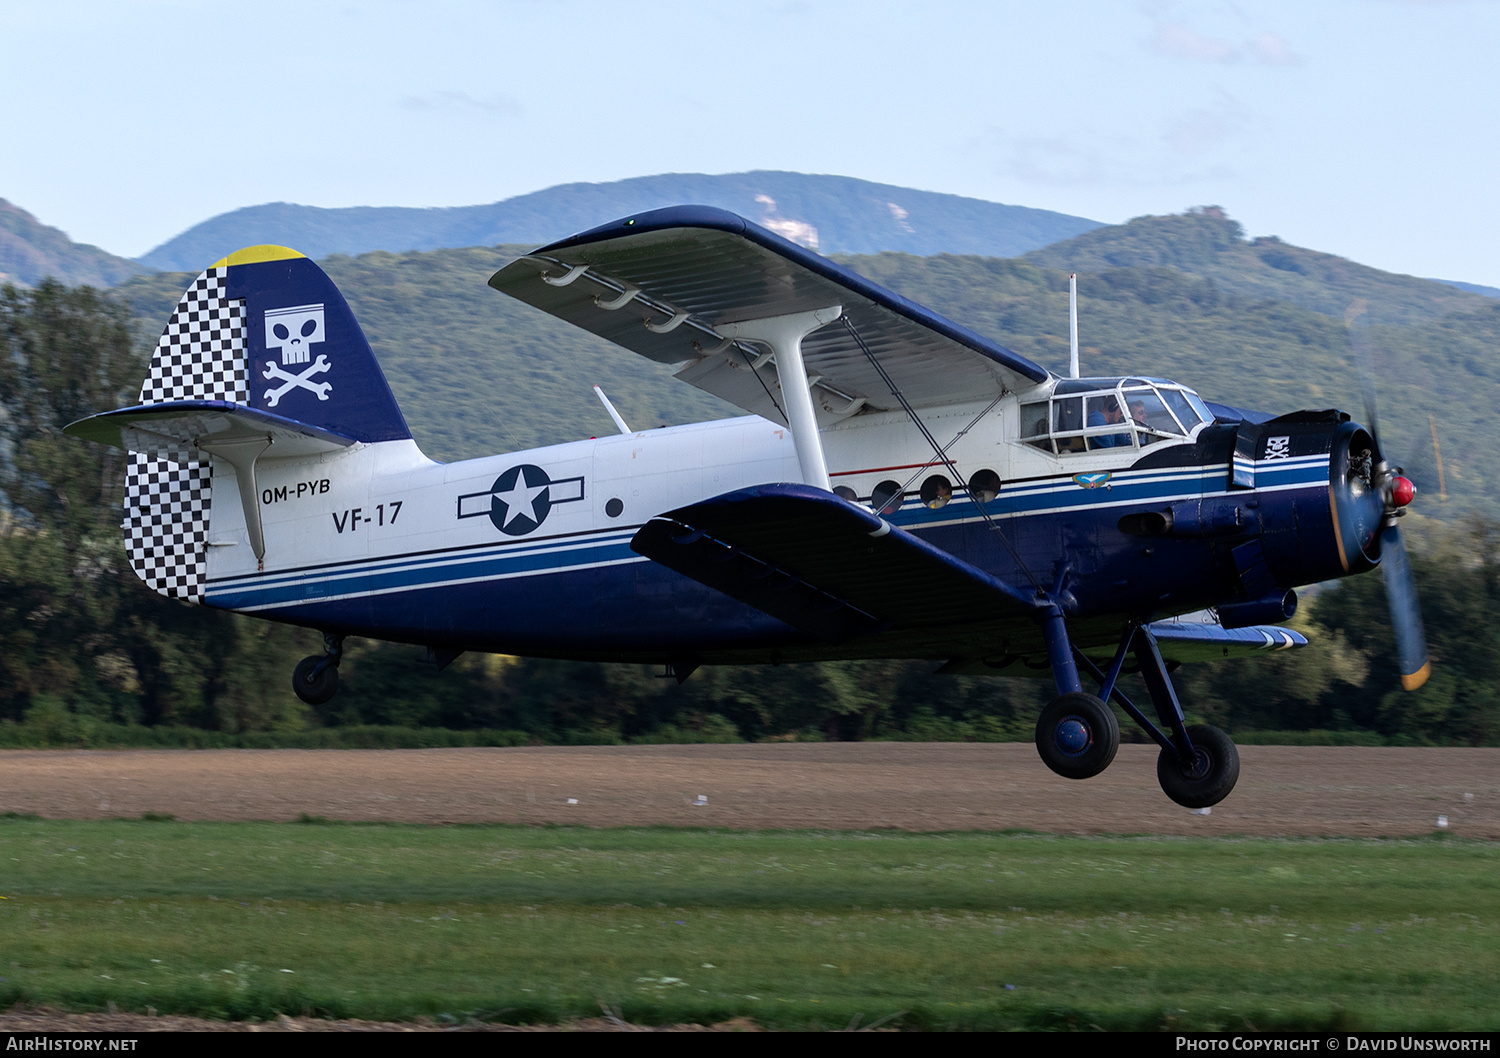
[
  {"left": 1035, "top": 692, "right": 1119, "bottom": 780},
  {"left": 292, "top": 632, "right": 344, "bottom": 706},
  {"left": 1033, "top": 605, "right": 1240, "bottom": 808}
]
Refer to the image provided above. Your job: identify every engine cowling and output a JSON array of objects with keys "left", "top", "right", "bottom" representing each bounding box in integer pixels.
[{"left": 1328, "top": 421, "right": 1386, "bottom": 575}]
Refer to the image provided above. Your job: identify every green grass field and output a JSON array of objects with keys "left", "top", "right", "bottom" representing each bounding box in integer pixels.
[{"left": 1, "top": 818, "right": 1495, "bottom": 1030}]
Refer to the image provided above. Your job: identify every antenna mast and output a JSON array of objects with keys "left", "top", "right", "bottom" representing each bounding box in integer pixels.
[
  {"left": 1069, "top": 273, "right": 1080, "bottom": 379},
  {"left": 1429, "top": 413, "right": 1448, "bottom": 502}
]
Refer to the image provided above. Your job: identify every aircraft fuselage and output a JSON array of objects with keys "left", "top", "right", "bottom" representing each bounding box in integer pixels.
[{"left": 198, "top": 393, "right": 1346, "bottom": 667}]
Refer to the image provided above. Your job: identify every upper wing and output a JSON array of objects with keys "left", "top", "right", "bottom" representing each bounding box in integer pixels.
[{"left": 488, "top": 206, "right": 1051, "bottom": 425}]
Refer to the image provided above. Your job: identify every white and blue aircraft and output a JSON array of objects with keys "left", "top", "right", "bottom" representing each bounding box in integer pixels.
[{"left": 66, "top": 206, "right": 1426, "bottom": 807}]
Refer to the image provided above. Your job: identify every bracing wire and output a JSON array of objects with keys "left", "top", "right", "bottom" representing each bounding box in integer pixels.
[{"left": 839, "top": 315, "right": 1045, "bottom": 593}]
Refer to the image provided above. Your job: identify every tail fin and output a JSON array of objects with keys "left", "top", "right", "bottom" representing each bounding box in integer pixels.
[{"left": 123, "top": 246, "right": 409, "bottom": 599}]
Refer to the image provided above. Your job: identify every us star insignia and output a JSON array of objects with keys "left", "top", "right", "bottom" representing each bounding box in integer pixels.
[{"left": 455, "top": 464, "right": 586, "bottom": 536}]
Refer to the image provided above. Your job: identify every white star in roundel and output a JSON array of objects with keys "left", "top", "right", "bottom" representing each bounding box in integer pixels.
[{"left": 494, "top": 473, "right": 550, "bottom": 531}]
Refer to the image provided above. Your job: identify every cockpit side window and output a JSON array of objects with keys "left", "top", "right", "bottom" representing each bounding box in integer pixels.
[
  {"left": 1053, "top": 397, "right": 1087, "bottom": 452},
  {"left": 1121, "top": 389, "right": 1178, "bottom": 445},
  {"left": 1022, "top": 401, "right": 1053, "bottom": 452},
  {"left": 1160, "top": 388, "right": 1205, "bottom": 432},
  {"left": 1017, "top": 378, "right": 1209, "bottom": 457}
]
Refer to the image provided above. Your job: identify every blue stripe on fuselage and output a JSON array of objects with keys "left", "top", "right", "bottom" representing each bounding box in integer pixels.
[
  {"left": 205, "top": 456, "right": 1331, "bottom": 653},
  {"left": 206, "top": 529, "right": 641, "bottom": 611}
]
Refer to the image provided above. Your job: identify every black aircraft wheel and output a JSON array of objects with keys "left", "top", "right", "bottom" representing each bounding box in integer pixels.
[
  {"left": 1157, "top": 724, "right": 1240, "bottom": 808},
  {"left": 1035, "top": 692, "right": 1120, "bottom": 780},
  {"left": 292, "top": 655, "right": 339, "bottom": 706}
]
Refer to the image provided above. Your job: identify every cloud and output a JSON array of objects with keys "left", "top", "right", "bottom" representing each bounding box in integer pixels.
[
  {"left": 994, "top": 134, "right": 1126, "bottom": 188},
  {"left": 982, "top": 122, "right": 1241, "bottom": 189},
  {"left": 1152, "top": 21, "right": 1237, "bottom": 62},
  {"left": 1244, "top": 31, "right": 1300, "bottom": 67},
  {"left": 1163, "top": 95, "right": 1253, "bottom": 156},
  {"left": 1147, "top": 21, "right": 1302, "bottom": 66},
  {"left": 398, "top": 91, "right": 522, "bottom": 118}
]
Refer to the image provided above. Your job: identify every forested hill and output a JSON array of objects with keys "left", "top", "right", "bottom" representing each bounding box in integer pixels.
[
  {"left": 1429, "top": 278, "right": 1500, "bottom": 299},
  {"left": 0, "top": 199, "right": 145, "bottom": 288},
  {"left": 1023, "top": 207, "right": 1488, "bottom": 326},
  {"left": 135, "top": 172, "right": 1104, "bottom": 271},
  {"left": 115, "top": 211, "right": 1500, "bottom": 519}
]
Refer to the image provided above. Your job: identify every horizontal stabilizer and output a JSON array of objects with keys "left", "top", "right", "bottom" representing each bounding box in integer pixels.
[
  {"left": 631, "top": 483, "right": 1038, "bottom": 641},
  {"left": 64, "top": 400, "right": 358, "bottom": 459},
  {"left": 66, "top": 401, "right": 357, "bottom": 565},
  {"left": 940, "top": 611, "right": 1306, "bottom": 676},
  {"left": 490, "top": 206, "right": 1051, "bottom": 426},
  {"left": 1130, "top": 615, "right": 1307, "bottom": 664}
]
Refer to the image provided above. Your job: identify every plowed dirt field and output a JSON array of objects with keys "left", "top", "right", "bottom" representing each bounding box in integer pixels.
[{"left": 1, "top": 743, "right": 1494, "bottom": 836}]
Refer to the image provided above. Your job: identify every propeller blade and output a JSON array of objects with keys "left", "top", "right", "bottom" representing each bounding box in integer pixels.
[
  {"left": 1344, "top": 299, "right": 1382, "bottom": 445},
  {"left": 1379, "top": 522, "right": 1430, "bottom": 690}
]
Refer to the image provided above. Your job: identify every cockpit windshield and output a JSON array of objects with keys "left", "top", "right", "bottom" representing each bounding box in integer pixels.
[{"left": 1020, "top": 377, "right": 1212, "bottom": 455}]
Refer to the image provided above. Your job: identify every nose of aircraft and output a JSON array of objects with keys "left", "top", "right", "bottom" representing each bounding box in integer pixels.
[
  {"left": 1329, "top": 420, "right": 1429, "bottom": 690},
  {"left": 1329, "top": 422, "right": 1386, "bottom": 573}
]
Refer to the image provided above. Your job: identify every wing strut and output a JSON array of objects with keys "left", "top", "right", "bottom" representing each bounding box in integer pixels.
[
  {"left": 716, "top": 306, "right": 843, "bottom": 491},
  {"left": 839, "top": 314, "right": 1045, "bottom": 593}
]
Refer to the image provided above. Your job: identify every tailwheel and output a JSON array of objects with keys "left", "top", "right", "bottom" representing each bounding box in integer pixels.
[
  {"left": 291, "top": 632, "right": 344, "bottom": 706},
  {"left": 292, "top": 655, "right": 339, "bottom": 705},
  {"left": 1035, "top": 692, "right": 1120, "bottom": 780},
  {"left": 1157, "top": 724, "right": 1239, "bottom": 808}
]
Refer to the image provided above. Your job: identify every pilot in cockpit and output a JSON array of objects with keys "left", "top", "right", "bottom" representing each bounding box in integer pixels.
[{"left": 1088, "top": 396, "right": 1131, "bottom": 449}]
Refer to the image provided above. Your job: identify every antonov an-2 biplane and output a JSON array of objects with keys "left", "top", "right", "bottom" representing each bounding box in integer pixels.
[{"left": 66, "top": 206, "right": 1427, "bottom": 808}]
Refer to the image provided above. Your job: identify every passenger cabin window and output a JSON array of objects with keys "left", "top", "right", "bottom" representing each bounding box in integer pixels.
[{"left": 1021, "top": 378, "right": 1208, "bottom": 455}]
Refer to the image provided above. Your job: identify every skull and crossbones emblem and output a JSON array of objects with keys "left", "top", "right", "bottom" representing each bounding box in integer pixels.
[
  {"left": 260, "top": 303, "right": 333, "bottom": 406},
  {"left": 263, "top": 355, "right": 332, "bottom": 406},
  {"left": 265, "top": 304, "right": 326, "bottom": 365}
]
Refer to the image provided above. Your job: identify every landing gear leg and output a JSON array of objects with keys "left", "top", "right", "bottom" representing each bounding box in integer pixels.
[
  {"left": 292, "top": 632, "right": 344, "bottom": 706},
  {"left": 1034, "top": 603, "right": 1119, "bottom": 780},
  {"left": 1072, "top": 624, "right": 1240, "bottom": 808},
  {"left": 1132, "top": 628, "right": 1238, "bottom": 807}
]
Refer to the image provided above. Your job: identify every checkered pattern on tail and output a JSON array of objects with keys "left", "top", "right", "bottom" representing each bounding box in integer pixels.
[{"left": 124, "top": 266, "right": 248, "bottom": 600}]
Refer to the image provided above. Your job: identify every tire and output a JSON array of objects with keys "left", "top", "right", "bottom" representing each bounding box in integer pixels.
[
  {"left": 292, "top": 655, "right": 339, "bottom": 706},
  {"left": 1157, "top": 724, "right": 1240, "bottom": 808},
  {"left": 1035, "top": 692, "right": 1120, "bottom": 780}
]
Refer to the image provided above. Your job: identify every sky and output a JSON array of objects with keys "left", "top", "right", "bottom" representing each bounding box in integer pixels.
[{"left": 5, "top": 0, "right": 1500, "bottom": 285}]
